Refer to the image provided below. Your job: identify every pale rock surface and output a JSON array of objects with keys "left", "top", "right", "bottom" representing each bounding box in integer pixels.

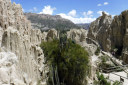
[
  {"left": 88, "top": 11, "right": 128, "bottom": 64},
  {"left": 103, "top": 71, "right": 128, "bottom": 85},
  {"left": 67, "top": 29, "right": 87, "bottom": 43},
  {"left": 0, "top": 27, "right": 3, "bottom": 47},
  {"left": 67, "top": 29, "right": 98, "bottom": 55},
  {"left": 111, "top": 10, "right": 128, "bottom": 63},
  {"left": 0, "top": 0, "right": 46, "bottom": 85},
  {"left": 42, "top": 32, "right": 48, "bottom": 41},
  {"left": 87, "top": 12, "right": 112, "bottom": 51},
  {"left": 46, "top": 29, "right": 58, "bottom": 41}
]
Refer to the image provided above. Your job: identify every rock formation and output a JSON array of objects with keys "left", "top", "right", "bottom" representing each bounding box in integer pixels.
[
  {"left": 46, "top": 29, "right": 58, "bottom": 41},
  {"left": 111, "top": 10, "right": 128, "bottom": 63},
  {"left": 88, "top": 11, "right": 128, "bottom": 63},
  {"left": 87, "top": 12, "right": 112, "bottom": 51},
  {"left": 0, "top": 0, "right": 46, "bottom": 84},
  {"left": 67, "top": 29, "right": 87, "bottom": 43}
]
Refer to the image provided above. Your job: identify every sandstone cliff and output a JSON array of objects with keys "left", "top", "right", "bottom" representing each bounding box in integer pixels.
[
  {"left": 111, "top": 10, "right": 128, "bottom": 63},
  {"left": 88, "top": 11, "right": 128, "bottom": 63},
  {"left": 87, "top": 12, "right": 112, "bottom": 51},
  {"left": 0, "top": 0, "right": 46, "bottom": 84},
  {"left": 67, "top": 29, "right": 87, "bottom": 43}
]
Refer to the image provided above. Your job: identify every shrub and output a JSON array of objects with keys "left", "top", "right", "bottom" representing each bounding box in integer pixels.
[
  {"left": 95, "top": 47, "right": 101, "bottom": 56},
  {"left": 40, "top": 38, "right": 89, "bottom": 85},
  {"left": 113, "top": 81, "right": 121, "bottom": 85},
  {"left": 99, "top": 55, "right": 109, "bottom": 63},
  {"left": 98, "top": 56, "right": 114, "bottom": 73},
  {"left": 94, "top": 72, "right": 111, "bottom": 85}
]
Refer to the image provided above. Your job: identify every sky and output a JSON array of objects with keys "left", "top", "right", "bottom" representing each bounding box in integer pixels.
[{"left": 11, "top": 0, "right": 128, "bottom": 24}]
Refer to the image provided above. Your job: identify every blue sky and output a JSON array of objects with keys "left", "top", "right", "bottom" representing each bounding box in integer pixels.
[{"left": 11, "top": 0, "right": 127, "bottom": 23}]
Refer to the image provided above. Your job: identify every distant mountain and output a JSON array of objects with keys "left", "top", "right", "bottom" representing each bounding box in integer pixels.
[
  {"left": 76, "top": 23, "right": 90, "bottom": 30},
  {"left": 24, "top": 13, "right": 80, "bottom": 31}
]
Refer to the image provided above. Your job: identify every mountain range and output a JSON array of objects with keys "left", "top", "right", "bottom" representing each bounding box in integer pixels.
[{"left": 24, "top": 13, "right": 81, "bottom": 31}]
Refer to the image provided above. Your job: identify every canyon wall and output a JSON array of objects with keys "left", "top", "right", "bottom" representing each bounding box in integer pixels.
[
  {"left": 88, "top": 11, "right": 128, "bottom": 63},
  {"left": 0, "top": 0, "right": 46, "bottom": 84},
  {"left": 87, "top": 12, "right": 112, "bottom": 51}
]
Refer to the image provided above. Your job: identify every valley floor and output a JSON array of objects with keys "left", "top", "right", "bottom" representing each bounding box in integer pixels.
[{"left": 90, "top": 51, "right": 128, "bottom": 85}]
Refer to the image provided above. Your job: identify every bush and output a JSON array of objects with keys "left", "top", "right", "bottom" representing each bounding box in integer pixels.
[
  {"left": 95, "top": 47, "right": 101, "bottom": 56},
  {"left": 40, "top": 39, "right": 89, "bottom": 85},
  {"left": 100, "top": 55, "right": 111, "bottom": 63},
  {"left": 98, "top": 56, "right": 114, "bottom": 73},
  {"left": 94, "top": 72, "right": 111, "bottom": 85},
  {"left": 113, "top": 81, "right": 121, "bottom": 85}
]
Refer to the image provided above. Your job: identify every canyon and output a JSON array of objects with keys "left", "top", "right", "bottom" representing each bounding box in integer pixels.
[{"left": 0, "top": 0, "right": 128, "bottom": 85}]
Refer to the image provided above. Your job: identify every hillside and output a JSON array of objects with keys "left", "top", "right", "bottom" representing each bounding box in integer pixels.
[{"left": 24, "top": 13, "right": 80, "bottom": 31}]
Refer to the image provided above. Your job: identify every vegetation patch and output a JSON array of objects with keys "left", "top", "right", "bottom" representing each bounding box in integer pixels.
[
  {"left": 93, "top": 72, "right": 111, "bottom": 85},
  {"left": 94, "top": 72, "right": 121, "bottom": 85},
  {"left": 40, "top": 37, "right": 89, "bottom": 85},
  {"left": 113, "top": 81, "right": 121, "bottom": 85},
  {"left": 95, "top": 47, "right": 101, "bottom": 56},
  {"left": 98, "top": 55, "right": 115, "bottom": 73}
]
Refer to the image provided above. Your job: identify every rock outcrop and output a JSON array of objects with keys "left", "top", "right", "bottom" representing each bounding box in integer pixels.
[
  {"left": 67, "top": 29, "right": 98, "bottom": 56},
  {"left": 67, "top": 29, "right": 87, "bottom": 43},
  {"left": 88, "top": 11, "right": 128, "bottom": 63},
  {"left": 111, "top": 10, "right": 128, "bottom": 63},
  {"left": 87, "top": 12, "right": 112, "bottom": 51},
  {"left": 0, "top": 0, "right": 46, "bottom": 84},
  {"left": 46, "top": 29, "right": 58, "bottom": 41}
]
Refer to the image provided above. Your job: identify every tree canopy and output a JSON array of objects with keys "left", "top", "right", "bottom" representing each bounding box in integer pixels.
[{"left": 40, "top": 38, "right": 89, "bottom": 85}]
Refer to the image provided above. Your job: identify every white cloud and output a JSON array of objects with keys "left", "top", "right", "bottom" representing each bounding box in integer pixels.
[
  {"left": 28, "top": 9, "right": 33, "bottom": 12},
  {"left": 33, "top": 7, "right": 37, "bottom": 11},
  {"left": 83, "top": 12, "right": 87, "bottom": 17},
  {"left": 112, "top": 15, "right": 116, "bottom": 17},
  {"left": 22, "top": 8, "right": 25, "bottom": 12},
  {"left": 97, "top": 11, "right": 109, "bottom": 16},
  {"left": 39, "top": 5, "right": 56, "bottom": 15},
  {"left": 98, "top": 2, "right": 109, "bottom": 7},
  {"left": 28, "top": 7, "right": 38, "bottom": 12},
  {"left": 104, "top": 2, "right": 109, "bottom": 5},
  {"left": 87, "top": 11, "right": 93, "bottom": 15},
  {"left": 83, "top": 10, "right": 93, "bottom": 18},
  {"left": 97, "top": 4, "right": 102, "bottom": 6},
  {"left": 58, "top": 10, "right": 95, "bottom": 24},
  {"left": 68, "top": 10, "right": 76, "bottom": 17},
  {"left": 97, "top": 11, "right": 102, "bottom": 16}
]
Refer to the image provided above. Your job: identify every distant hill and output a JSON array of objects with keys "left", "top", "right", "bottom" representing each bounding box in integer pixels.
[
  {"left": 77, "top": 23, "right": 90, "bottom": 30},
  {"left": 24, "top": 13, "right": 80, "bottom": 31}
]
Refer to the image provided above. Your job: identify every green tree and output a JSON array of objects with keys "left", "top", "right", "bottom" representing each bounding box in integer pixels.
[{"left": 40, "top": 38, "right": 89, "bottom": 85}]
